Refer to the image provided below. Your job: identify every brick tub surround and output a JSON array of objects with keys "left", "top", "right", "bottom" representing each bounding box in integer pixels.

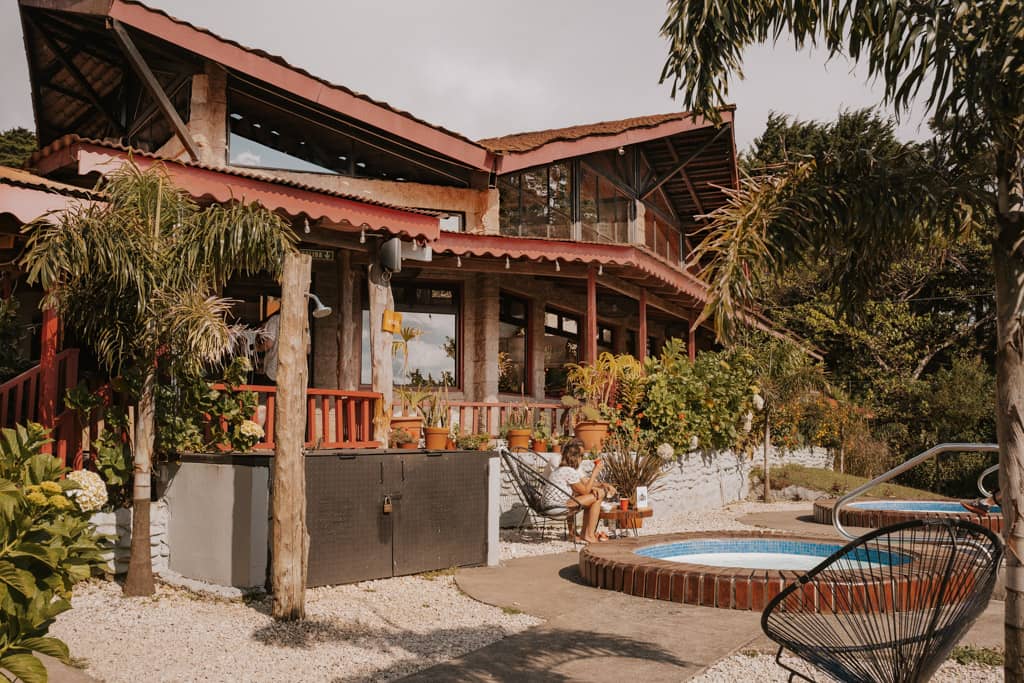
[
  {"left": 813, "top": 498, "right": 1004, "bottom": 534},
  {"left": 578, "top": 530, "right": 973, "bottom": 613}
]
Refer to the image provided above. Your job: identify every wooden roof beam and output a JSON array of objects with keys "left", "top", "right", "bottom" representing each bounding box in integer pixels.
[
  {"left": 640, "top": 124, "right": 730, "bottom": 201},
  {"left": 111, "top": 19, "right": 199, "bottom": 161},
  {"left": 25, "top": 13, "right": 122, "bottom": 135}
]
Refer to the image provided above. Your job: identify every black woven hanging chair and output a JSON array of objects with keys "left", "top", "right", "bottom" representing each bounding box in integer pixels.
[{"left": 761, "top": 518, "right": 1003, "bottom": 683}]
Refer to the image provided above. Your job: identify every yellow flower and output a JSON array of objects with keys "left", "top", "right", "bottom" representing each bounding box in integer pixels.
[
  {"left": 26, "top": 491, "right": 49, "bottom": 506},
  {"left": 40, "top": 481, "right": 63, "bottom": 494},
  {"left": 49, "top": 495, "right": 73, "bottom": 510}
]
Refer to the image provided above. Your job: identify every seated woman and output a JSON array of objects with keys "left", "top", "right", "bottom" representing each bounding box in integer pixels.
[{"left": 545, "top": 438, "right": 615, "bottom": 543}]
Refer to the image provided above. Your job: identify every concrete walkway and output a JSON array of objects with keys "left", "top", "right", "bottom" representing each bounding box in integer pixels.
[{"left": 405, "top": 506, "right": 1006, "bottom": 682}]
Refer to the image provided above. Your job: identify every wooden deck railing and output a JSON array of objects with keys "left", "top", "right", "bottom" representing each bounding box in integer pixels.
[
  {"left": 393, "top": 400, "right": 565, "bottom": 437},
  {"left": 225, "top": 385, "right": 380, "bottom": 450},
  {"left": 0, "top": 349, "right": 89, "bottom": 468}
]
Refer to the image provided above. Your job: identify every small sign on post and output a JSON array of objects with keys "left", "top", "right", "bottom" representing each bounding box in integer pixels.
[{"left": 382, "top": 310, "right": 403, "bottom": 333}]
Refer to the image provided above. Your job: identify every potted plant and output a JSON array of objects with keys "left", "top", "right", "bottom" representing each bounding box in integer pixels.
[
  {"left": 501, "top": 402, "right": 533, "bottom": 450},
  {"left": 419, "top": 387, "right": 451, "bottom": 449},
  {"left": 393, "top": 386, "right": 430, "bottom": 446},
  {"left": 390, "top": 427, "right": 415, "bottom": 449},
  {"left": 600, "top": 431, "right": 666, "bottom": 528},
  {"left": 454, "top": 430, "right": 491, "bottom": 451},
  {"left": 564, "top": 352, "right": 621, "bottom": 453},
  {"left": 532, "top": 422, "right": 552, "bottom": 452}
]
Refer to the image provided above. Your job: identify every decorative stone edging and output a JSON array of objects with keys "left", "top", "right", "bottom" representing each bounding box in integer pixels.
[
  {"left": 812, "top": 498, "right": 1004, "bottom": 534},
  {"left": 579, "top": 530, "right": 960, "bottom": 613}
]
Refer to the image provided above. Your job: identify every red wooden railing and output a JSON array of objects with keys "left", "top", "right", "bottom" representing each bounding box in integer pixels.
[
  {"left": 227, "top": 385, "right": 381, "bottom": 450},
  {"left": 396, "top": 400, "right": 565, "bottom": 437},
  {"left": 0, "top": 349, "right": 85, "bottom": 466}
]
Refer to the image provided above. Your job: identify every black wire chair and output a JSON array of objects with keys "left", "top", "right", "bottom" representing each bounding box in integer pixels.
[
  {"left": 499, "top": 447, "right": 589, "bottom": 541},
  {"left": 762, "top": 518, "right": 1003, "bottom": 683}
]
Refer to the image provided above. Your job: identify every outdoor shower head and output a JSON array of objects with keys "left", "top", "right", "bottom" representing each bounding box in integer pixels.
[{"left": 307, "top": 293, "right": 332, "bottom": 318}]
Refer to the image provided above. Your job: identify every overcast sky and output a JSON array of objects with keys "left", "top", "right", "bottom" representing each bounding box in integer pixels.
[{"left": 0, "top": 0, "right": 931, "bottom": 151}]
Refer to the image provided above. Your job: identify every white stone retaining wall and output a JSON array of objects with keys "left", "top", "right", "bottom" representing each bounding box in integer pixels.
[
  {"left": 500, "top": 446, "right": 831, "bottom": 527},
  {"left": 89, "top": 501, "right": 169, "bottom": 575}
]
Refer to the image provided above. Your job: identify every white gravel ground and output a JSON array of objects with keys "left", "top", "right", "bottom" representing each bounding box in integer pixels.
[
  {"left": 692, "top": 652, "right": 1002, "bottom": 683},
  {"left": 53, "top": 498, "right": 1002, "bottom": 682},
  {"left": 52, "top": 574, "right": 538, "bottom": 683}
]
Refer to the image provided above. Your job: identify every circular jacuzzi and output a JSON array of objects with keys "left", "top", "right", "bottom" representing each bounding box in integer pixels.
[
  {"left": 634, "top": 538, "right": 910, "bottom": 571},
  {"left": 579, "top": 531, "right": 928, "bottom": 612},
  {"left": 813, "top": 498, "right": 1004, "bottom": 533}
]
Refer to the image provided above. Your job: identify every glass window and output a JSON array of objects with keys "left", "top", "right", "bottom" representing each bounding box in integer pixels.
[
  {"left": 543, "top": 308, "right": 580, "bottom": 396},
  {"left": 360, "top": 283, "right": 459, "bottom": 387},
  {"left": 580, "top": 165, "right": 630, "bottom": 244},
  {"left": 499, "top": 293, "right": 529, "bottom": 394},
  {"left": 598, "top": 325, "right": 614, "bottom": 355},
  {"left": 229, "top": 133, "right": 337, "bottom": 174},
  {"left": 498, "top": 163, "right": 572, "bottom": 239}
]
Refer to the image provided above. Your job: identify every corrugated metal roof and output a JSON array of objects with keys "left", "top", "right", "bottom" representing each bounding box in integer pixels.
[
  {"left": 30, "top": 135, "right": 438, "bottom": 216},
  {"left": 0, "top": 165, "right": 100, "bottom": 199}
]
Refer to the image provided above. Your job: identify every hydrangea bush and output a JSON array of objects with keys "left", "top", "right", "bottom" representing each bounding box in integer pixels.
[{"left": 0, "top": 424, "right": 106, "bottom": 683}]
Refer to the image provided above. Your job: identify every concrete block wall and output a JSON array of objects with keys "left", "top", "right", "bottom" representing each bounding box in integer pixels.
[{"left": 89, "top": 501, "right": 169, "bottom": 575}]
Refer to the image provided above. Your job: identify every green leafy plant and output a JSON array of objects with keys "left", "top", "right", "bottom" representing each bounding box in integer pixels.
[
  {"left": 0, "top": 423, "right": 107, "bottom": 683},
  {"left": 532, "top": 422, "right": 552, "bottom": 442},
  {"left": 418, "top": 387, "right": 451, "bottom": 429},
  {"left": 0, "top": 295, "right": 31, "bottom": 382},
  {"left": 390, "top": 428, "right": 413, "bottom": 447},
  {"left": 498, "top": 402, "right": 533, "bottom": 439}
]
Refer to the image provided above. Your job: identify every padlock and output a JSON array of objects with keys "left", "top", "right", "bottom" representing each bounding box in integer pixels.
[{"left": 383, "top": 495, "right": 393, "bottom": 514}]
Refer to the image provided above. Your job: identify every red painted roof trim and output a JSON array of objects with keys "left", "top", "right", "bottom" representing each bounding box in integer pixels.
[
  {"left": 33, "top": 139, "right": 439, "bottom": 241},
  {"left": 494, "top": 112, "right": 734, "bottom": 174},
  {"left": 435, "top": 232, "right": 709, "bottom": 302},
  {"left": 0, "top": 184, "right": 98, "bottom": 224}
]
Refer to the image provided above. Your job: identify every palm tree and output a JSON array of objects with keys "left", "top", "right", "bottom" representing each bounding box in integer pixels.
[
  {"left": 747, "top": 336, "right": 826, "bottom": 502},
  {"left": 661, "top": 0, "right": 1023, "bottom": 671},
  {"left": 21, "top": 161, "right": 296, "bottom": 596},
  {"left": 391, "top": 325, "right": 423, "bottom": 378}
]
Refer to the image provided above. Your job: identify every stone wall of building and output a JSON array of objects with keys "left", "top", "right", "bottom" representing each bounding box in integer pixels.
[{"left": 89, "top": 501, "right": 169, "bottom": 575}]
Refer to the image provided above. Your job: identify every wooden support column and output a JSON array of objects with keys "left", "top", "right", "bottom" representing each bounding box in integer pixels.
[
  {"left": 585, "top": 266, "right": 598, "bottom": 364},
  {"left": 638, "top": 290, "right": 648, "bottom": 361},
  {"left": 271, "top": 252, "right": 311, "bottom": 620},
  {"left": 688, "top": 317, "right": 697, "bottom": 362},
  {"left": 368, "top": 262, "right": 394, "bottom": 441},
  {"left": 38, "top": 307, "right": 59, "bottom": 454},
  {"left": 336, "top": 250, "right": 358, "bottom": 390}
]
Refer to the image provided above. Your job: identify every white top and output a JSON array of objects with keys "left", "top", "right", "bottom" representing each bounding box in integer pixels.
[
  {"left": 260, "top": 314, "right": 280, "bottom": 381},
  {"left": 545, "top": 466, "right": 582, "bottom": 509}
]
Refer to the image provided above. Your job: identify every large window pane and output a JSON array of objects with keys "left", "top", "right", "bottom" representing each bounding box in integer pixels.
[
  {"left": 580, "top": 165, "right": 630, "bottom": 244},
  {"left": 360, "top": 283, "right": 459, "bottom": 387},
  {"left": 498, "top": 164, "right": 572, "bottom": 239},
  {"left": 498, "top": 175, "right": 521, "bottom": 236},
  {"left": 543, "top": 308, "right": 580, "bottom": 396},
  {"left": 499, "top": 293, "right": 529, "bottom": 393}
]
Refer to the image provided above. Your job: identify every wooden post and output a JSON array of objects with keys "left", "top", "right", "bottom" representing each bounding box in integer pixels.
[
  {"left": 688, "top": 317, "right": 697, "bottom": 362},
  {"left": 272, "top": 252, "right": 311, "bottom": 621},
  {"left": 638, "top": 290, "right": 648, "bottom": 361},
  {"left": 585, "top": 266, "right": 597, "bottom": 364},
  {"left": 38, "top": 306, "right": 59, "bottom": 454},
  {"left": 336, "top": 250, "right": 357, "bottom": 390},
  {"left": 368, "top": 262, "right": 394, "bottom": 442}
]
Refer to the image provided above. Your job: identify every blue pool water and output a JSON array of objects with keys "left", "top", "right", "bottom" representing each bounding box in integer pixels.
[
  {"left": 635, "top": 539, "right": 912, "bottom": 571},
  {"left": 851, "top": 501, "right": 1002, "bottom": 513}
]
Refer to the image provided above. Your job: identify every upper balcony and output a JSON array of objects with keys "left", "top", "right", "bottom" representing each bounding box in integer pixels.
[{"left": 479, "top": 111, "right": 738, "bottom": 274}]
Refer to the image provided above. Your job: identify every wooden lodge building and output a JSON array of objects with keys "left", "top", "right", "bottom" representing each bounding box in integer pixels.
[{"left": 1, "top": 0, "right": 751, "bottom": 453}]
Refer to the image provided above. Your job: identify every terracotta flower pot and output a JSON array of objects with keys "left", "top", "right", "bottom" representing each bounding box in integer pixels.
[
  {"left": 400, "top": 441, "right": 418, "bottom": 450},
  {"left": 573, "top": 420, "right": 609, "bottom": 453},
  {"left": 532, "top": 439, "right": 549, "bottom": 453},
  {"left": 424, "top": 427, "right": 449, "bottom": 450},
  {"left": 390, "top": 416, "right": 422, "bottom": 445},
  {"left": 445, "top": 437, "right": 456, "bottom": 450},
  {"left": 506, "top": 429, "right": 531, "bottom": 450}
]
